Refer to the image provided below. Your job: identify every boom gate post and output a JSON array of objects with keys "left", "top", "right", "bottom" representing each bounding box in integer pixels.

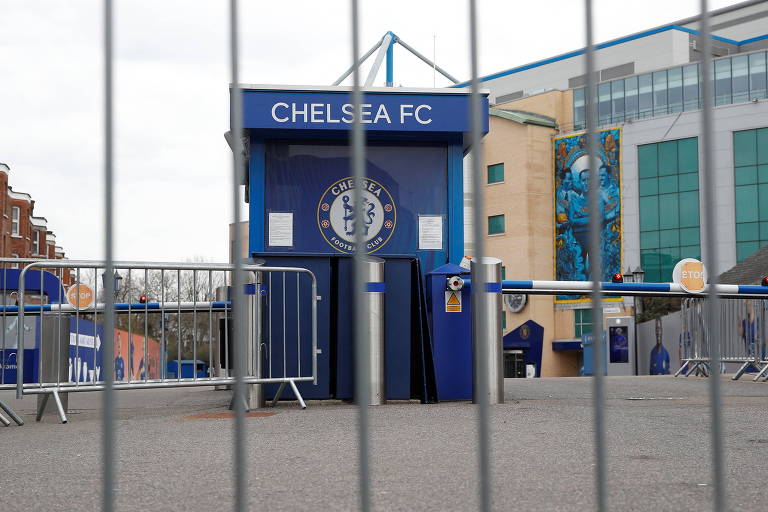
[
  {"left": 364, "top": 258, "right": 385, "bottom": 405},
  {"left": 471, "top": 257, "right": 503, "bottom": 405},
  {"left": 244, "top": 272, "right": 265, "bottom": 409}
]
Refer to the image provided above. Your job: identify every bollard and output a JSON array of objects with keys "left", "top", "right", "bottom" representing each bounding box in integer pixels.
[
  {"left": 243, "top": 272, "right": 265, "bottom": 410},
  {"left": 364, "top": 257, "right": 386, "bottom": 405},
  {"left": 214, "top": 285, "right": 230, "bottom": 390},
  {"left": 471, "top": 257, "right": 504, "bottom": 405}
]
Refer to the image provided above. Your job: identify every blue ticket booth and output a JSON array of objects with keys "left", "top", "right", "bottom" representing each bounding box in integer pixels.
[{"left": 237, "top": 86, "right": 488, "bottom": 401}]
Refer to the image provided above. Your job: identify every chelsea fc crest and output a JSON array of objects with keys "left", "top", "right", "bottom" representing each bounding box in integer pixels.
[{"left": 317, "top": 177, "right": 397, "bottom": 254}]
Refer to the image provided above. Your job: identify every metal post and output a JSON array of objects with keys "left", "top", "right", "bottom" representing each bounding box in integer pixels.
[
  {"left": 385, "top": 37, "right": 394, "bottom": 87},
  {"left": 471, "top": 257, "right": 504, "bottom": 405},
  {"left": 364, "top": 258, "right": 385, "bottom": 406},
  {"left": 243, "top": 274, "right": 264, "bottom": 410}
]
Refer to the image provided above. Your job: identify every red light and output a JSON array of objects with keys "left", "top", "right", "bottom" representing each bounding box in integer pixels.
[
  {"left": 611, "top": 273, "right": 624, "bottom": 283},
  {"left": 762, "top": 276, "right": 768, "bottom": 287},
  {"left": 139, "top": 295, "right": 147, "bottom": 303}
]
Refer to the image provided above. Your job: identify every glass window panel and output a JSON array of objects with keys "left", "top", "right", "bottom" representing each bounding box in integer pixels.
[
  {"left": 760, "top": 221, "right": 768, "bottom": 240},
  {"left": 638, "top": 73, "right": 653, "bottom": 118},
  {"left": 641, "top": 251, "right": 662, "bottom": 283},
  {"left": 639, "top": 196, "right": 659, "bottom": 231},
  {"left": 680, "top": 245, "right": 700, "bottom": 260},
  {"left": 638, "top": 144, "right": 658, "bottom": 178},
  {"left": 659, "top": 194, "right": 679, "bottom": 229},
  {"left": 731, "top": 55, "right": 749, "bottom": 103},
  {"left": 487, "top": 163, "right": 504, "bottom": 184},
  {"left": 488, "top": 214, "right": 505, "bottom": 235},
  {"left": 735, "top": 165, "right": 757, "bottom": 185},
  {"left": 749, "top": 52, "right": 767, "bottom": 100},
  {"left": 679, "top": 172, "right": 699, "bottom": 192},
  {"left": 715, "top": 57, "right": 732, "bottom": 106},
  {"left": 758, "top": 128, "right": 768, "bottom": 165},
  {"left": 611, "top": 79, "right": 625, "bottom": 122},
  {"left": 668, "top": 67, "right": 683, "bottom": 113},
  {"left": 737, "top": 222, "right": 759, "bottom": 242},
  {"left": 658, "top": 175, "right": 678, "bottom": 193},
  {"left": 759, "top": 183, "right": 768, "bottom": 221},
  {"left": 659, "top": 248, "right": 679, "bottom": 282},
  {"left": 677, "top": 137, "right": 698, "bottom": 172},
  {"left": 736, "top": 184, "right": 759, "bottom": 223},
  {"left": 640, "top": 230, "right": 660, "bottom": 248},
  {"left": 624, "top": 76, "right": 638, "bottom": 120},
  {"left": 658, "top": 141, "right": 678, "bottom": 176},
  {"left": 678, "top": 191, "right": 700, "bottom": 228},
  {"left": 639, "top": 177, "right": 658, "bottom": 196},
  {"left": 734, "top": 130, "right": 757, "bottom": 167},
  {"left": 653, "top": 70, "right": 668, "bottom": 115},
  {"left": 737, "top": 241, "right": 760, "bottom": 262},
  {"left": 659, "top": 229, "right": 679, "bottom": 247},
  {"left": 683, "top": 64, "right": 700, "bottom": 111},
  {"left": 598, "top": 82, "right": 612, "bottom": 125},
  {"left": 680, "top": 227, "right": 700, "bottom": 246},
  {"left": 759, "top": 165, "right": 768, "bottom": 183},
  {"left": 573, "top": 87, "right": 585, "bottom": 130}
]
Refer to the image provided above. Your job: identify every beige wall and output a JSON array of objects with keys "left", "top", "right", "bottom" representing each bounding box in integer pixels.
[{"left": 495, "top": 89, "right": 574, "bottom": 132}]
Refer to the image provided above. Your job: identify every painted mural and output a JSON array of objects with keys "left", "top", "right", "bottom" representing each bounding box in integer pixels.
[{"left": 554, "top": 128, "right": 621, "bottom": 302}]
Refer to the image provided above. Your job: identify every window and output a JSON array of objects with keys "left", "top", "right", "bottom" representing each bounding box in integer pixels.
[
  {"left": 734, "top": 127, "right": 768, "bottom": 261},
  {"left": 598, "top": 82, "right": 611, "bottom": 126},
  {"left": 714, "top": 58, "right": 732, "bottom": 106},
  {"left": 638, "top": 73, "right": 653, "bottom": 118},
  {"left": 653, "top": 70, "right": 668, "bottom": 116},
  {"left": 11, "top": 207, "right": 20, "bottom": 236},
  {"left": 574, "top": 308, "right": 592, "bottom": 339},
  {"left": 573, "top": 87, "right": 585, "bottom": 130},
  {"left": 611, "top": 79, "right": 625, "bottom": 123},
  {"left": 488, "top": 214, "right": 505, "bottom": 235},
  {"left": 487, "top": 163, "right": 504, "bottom": 184},
  {"left": 667, "top": 67, "right": 683, "bottom": 113},
  {"left": 682, "top": 64, "right": 699, "bottom": 111},
  {"left": 638, "top": 138, "right": 701, "bottom": 282},
  {"left": 732, "top": 55, "right": 749, "bottom": 104},
  {"left": 749, "top": 52, "right": 767, "bottom": 100},
  {"left": 32, "top": 230, "right": 40, "bottom": 255},
  {"left": 624, "top": 76, "right": 638, "bottom": 120}
]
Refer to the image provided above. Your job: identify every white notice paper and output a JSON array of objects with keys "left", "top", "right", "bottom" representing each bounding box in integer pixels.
[
  {"left": 268, "top": 212, "right": 293, "bottom": 247},
  {"left": 419, "top": 215, "right": 443, "bottom": 250}
]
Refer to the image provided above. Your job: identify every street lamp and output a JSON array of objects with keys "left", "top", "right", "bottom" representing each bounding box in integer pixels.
[{"left": 101, "top": 270, "right": 123, "bottom": 299}]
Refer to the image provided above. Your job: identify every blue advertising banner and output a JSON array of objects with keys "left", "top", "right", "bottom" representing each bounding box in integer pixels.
[
  {"left": 262, "top": 142, "right": 449, "bottom": 270},
  {"left": 242, "top": 89, "right": 488, "bottom": 133},
  {"left": 68, "top": 318, "right": 104, "bottom": 384},
  {"left": 554, "top": 128, "right": 622, "bottom": 302}
]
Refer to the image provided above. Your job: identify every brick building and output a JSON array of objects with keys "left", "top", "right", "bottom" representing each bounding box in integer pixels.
[{"left": 0, "top": 162, "right": 70, "bottom": 280}]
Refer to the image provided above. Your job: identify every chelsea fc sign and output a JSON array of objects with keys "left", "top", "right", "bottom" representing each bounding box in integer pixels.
[{"left": 317, "top": 177, "right": 397, "bottom": 254}]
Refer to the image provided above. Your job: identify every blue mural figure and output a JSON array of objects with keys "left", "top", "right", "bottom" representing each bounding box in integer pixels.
[
  {"left": 342, "top": 195, "right": 354, "bottom": 235},
  {"left": 650, "top": 319, "right": 670, "bottom": 375},
  {"left": 115, "top": 342, "right": 125, "bottom": 381},
  {"left": 568, "top": 164, "right": 591, "bottom": 272}
]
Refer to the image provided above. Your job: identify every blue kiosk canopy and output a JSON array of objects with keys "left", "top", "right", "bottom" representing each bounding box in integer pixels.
[{"left": 240, "top": 85, "right": 488, "bottom": 268}]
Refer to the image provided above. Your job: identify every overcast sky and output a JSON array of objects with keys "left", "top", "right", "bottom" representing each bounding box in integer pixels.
[{"left": 0, "top": 0, "right": 741, "bottom": 262}]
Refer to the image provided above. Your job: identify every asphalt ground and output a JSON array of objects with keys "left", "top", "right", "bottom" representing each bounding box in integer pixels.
[{"left": 2, "top": 375, "right": 768, "bottom": 511}]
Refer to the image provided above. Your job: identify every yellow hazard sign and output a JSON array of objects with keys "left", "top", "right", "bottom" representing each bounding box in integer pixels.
[{"left": 445, "top": 290, "right": 462, "bottom": 312}]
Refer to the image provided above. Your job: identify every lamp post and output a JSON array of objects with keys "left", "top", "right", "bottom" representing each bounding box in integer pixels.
[
  {"left": 101, "top": 270, "right": 122, "bottom": 300},
  {"left": 631, "top": 266, "right": 645, "bottom": 376}
]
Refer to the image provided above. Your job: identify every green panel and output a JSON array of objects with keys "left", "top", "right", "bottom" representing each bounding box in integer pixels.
[
  {"left": 680, "top": 245, "right": 700, "bottom": 260},
  {"left": 659, "top": 247, "right": 678, "bottom": 283},
  {"left": 638, "top": 144, "right": 658, "bottom": 178},
  {"left": 678, "top": 172, "right": 699, "bottom": 192},
  {"left": 734, "top": 130, "right": 757, "bottom": 167},
  {"left": 737, "top": 241, "right": 760, "bottom": 262},
  {"left": 761, "top": 222, "right": 768, "bottom": 241},
  {"left": 659, "top": 229, "right": 679, "bottom": 247},
  {"left": 758, "top": 165, "right": 768, "bottom": 183},
  {"left": 658, "top": 141, "right": 679, "bottom": 176},
  {"left": 737, "top": 222, "right": 759, "bottom": 242},
  {"left": 659, "top": 194, "right": 680, "bottom": 229},
  {"left": 679, "top": 227, "right": 700, "bottom": 246},
  {"left": 760, "top": 183, "right": 768, "bottom": 221},
  {"left": 639, "top": 196, "right": 659, "bottom": 231},
  {"left": 487, "top": 163, "right": 504, "bottom": 184},
  {"left": 677, "top": 137, "right": 698, "bottom": 172},
  {"left": 658, "top": 175, "right": 678, "bottom": 193},
  {"left": 736, "top": 185, "right": 759, "bottom": 223},
  {"left": 735, "top": 165, "right": 758, "bottom": 185},
  {"left": 501, "top": 266, "right": 506, "bottom": 280},
  {"left": 678, "top": 191, "right": 700, "bottom": 228},
  {"left": 758, "top": 128, "right": 768, "bottom": 165},
  {"left": 641, "top": 251, "right": 662, "bottom": 283},
  {"left": 640, "top": 231, "right": 659, "bottom": 249},
  {"left": 639, "top": 178, "right": 658, "bottom": 196},
  {"left": 488, "top": 214, "right": 505, "bottom": 234}
]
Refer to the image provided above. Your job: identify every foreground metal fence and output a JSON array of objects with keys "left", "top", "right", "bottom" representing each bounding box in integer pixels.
[{"left": 0, "top": 260, "right": 317, "bottom": 423}]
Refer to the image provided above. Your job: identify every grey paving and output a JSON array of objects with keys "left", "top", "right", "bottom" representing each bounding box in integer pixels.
[{"left": 2, "top": 376, "right": 768, "bottom": 511}]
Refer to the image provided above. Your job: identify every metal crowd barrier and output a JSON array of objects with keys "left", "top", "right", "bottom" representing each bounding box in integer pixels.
[
  {"left": 0, "top": 260, "right": 317, "bottom": 424},
  {"left": 677, "top": 297, "right": 768, "bottom": 381}
]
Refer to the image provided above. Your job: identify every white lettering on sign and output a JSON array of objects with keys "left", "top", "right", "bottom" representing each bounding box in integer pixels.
[{"left": 270, "top": 102, "right": 433, "bottom": 126}]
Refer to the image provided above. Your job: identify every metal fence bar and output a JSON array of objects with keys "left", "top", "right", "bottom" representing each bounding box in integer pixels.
[
  {"left": 699, "top": 2, "right": 726, "bottom": 509},
  {"left": 102, "top": 1, "right": 116, "bottom": 510},
  {"left": 349, "top": 1, "right": 372, "bottom": 510},
  {"left": 467, "top": 1, "right": 492, "bottom": 510},
  {"left": 583, "top": 1, "right": 608, "bottom": 510},
  {"left": 228, "top": 0, "right": 247, "bottom": 510}
]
